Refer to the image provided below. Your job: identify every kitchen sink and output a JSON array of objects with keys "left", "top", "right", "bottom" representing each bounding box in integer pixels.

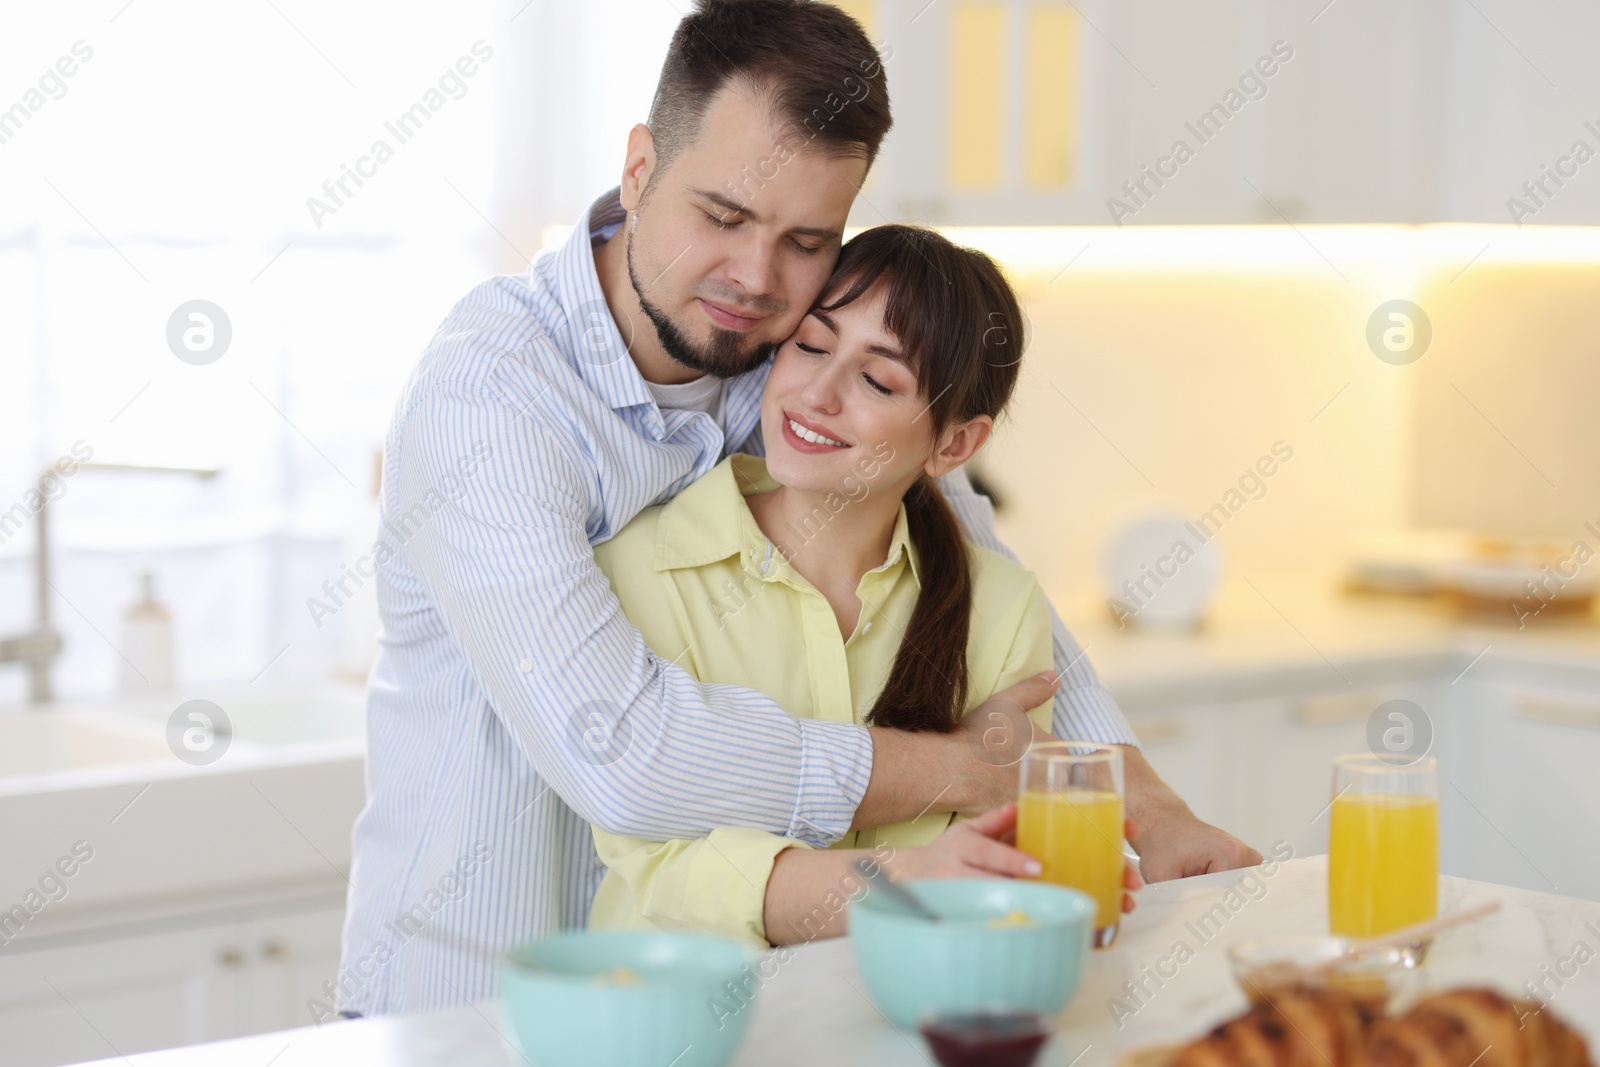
[
  {"left": 0, "top": 685, "right": 366, "bottom": 785},
  {"left": 0, "top": 712, "right": 172, "bottom": 779},
  {"left": 111, "top": 693, "right": 367, "bottom": 747},
  {"left": 0, "top": 685, "right": 369, "bottom": 926}
]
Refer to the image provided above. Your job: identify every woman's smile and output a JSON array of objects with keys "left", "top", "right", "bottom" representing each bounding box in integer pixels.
[{"left": 782, "top": 410, "right": 852, "bottom": 451}]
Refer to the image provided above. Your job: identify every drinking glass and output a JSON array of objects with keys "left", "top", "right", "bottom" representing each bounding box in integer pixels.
[
  {"left": 1328, "top": 754, "right": 1439, "bottom": 946},
  {"left": 1016, "top": 742, "right": 1124, "bottom": 948}
]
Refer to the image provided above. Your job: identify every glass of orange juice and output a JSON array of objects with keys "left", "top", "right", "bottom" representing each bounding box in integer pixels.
[
  {"left": 1017, "top": 742, "right": 1124, "bottom": 948},
  {"left": 1328, "top": 754, "right": 1438, "bottom": 952}
]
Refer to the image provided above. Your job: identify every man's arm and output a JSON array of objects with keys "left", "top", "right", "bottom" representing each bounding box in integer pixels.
[
  {"left": 398, "top": 371, "right": 864, "bottom": 846},
  {"left": 848, "top": 671, "right": 1058, "bottom": 830},
  {"left": 393, "top": 356, "right": 1045, "bottom": 846},
  {"left": 935, "top": 467, "right": 1262, "bottom": 878}
]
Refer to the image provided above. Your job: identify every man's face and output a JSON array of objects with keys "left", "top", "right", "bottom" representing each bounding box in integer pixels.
[{"left": 624, "top": 84, "right": 867, "bottom": 379}]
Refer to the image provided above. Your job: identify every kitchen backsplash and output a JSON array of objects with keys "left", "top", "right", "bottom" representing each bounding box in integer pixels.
[{"left": 962, "top": 225, "right": 1600, "bottom": 606}]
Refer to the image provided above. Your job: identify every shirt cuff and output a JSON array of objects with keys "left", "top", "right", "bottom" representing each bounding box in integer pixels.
[
  {"left": 787, "top": 718, "right": 874, "bottom": 847},
  {"left": 1053, "top": 682, "right": 1141, "bottom": 747}
]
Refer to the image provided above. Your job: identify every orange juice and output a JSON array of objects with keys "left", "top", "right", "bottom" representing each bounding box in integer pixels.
[
  {"left": 1017, "top": 788, "right": 1124, "bottom": 933},
  {"left": 1328, "top": 793, "right": 1438, "bottom": 938}
]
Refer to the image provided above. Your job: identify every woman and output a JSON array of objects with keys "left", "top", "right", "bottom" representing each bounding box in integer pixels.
[{"left": 589, "top": 224, "right": 1133, "bottom": 948}]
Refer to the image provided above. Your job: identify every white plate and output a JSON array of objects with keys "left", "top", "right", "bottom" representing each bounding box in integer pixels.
[{"left": 1101, "top": 514, "right": 1223, "bottom": 631}]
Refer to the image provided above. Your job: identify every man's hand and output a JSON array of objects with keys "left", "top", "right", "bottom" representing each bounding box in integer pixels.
[
  {"left": 856, "top": 671, "right": 1060, "bottom": 830},
  {"left": 957, "top": 671, "right": 1057, "bottom": 766},
  {"left": 1121, "top": 747, "right": 1262, "bottom": 880},
  {"left": 1119, "top": 820, "right": 1144, "bottom": 914},
  {"left": 1131, "top": 809, "right": 1261, "bottom": 881},
  {"left": 947, "top": 671, "right": 1059, "bottom": 814}
]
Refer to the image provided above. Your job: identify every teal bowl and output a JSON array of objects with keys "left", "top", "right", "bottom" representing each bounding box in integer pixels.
[
  {"left": 848, "top": 879, "right": 1096, "bottom": 1029},
  {"left": 498, "top": 931, "right": 755, "bottom": 1067}
]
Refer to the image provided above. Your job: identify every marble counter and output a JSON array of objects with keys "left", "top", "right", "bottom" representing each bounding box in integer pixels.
[
  {"left": 1048, "top": 572, "right": 1600, "bottom": 707},
  {"left": 71, "top": 857, "right": 1600, "bottom": 1067}
]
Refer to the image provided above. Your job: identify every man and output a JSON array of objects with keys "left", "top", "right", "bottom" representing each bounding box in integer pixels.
[{"left": 339, "top": 0, "right": 1257, "bottom": 1017}]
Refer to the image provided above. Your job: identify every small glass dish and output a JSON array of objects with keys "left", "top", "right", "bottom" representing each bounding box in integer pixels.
[
  {"left": 1226, "top": 935, "right": 1416, "bottom": 1013},
  {"left": 918, "top": 1010, "right": 1051, "bottom": 1067}
]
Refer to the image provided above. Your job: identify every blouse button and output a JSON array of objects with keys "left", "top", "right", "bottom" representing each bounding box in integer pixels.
[{"left": 862, "top": 622, "right": 873, "bottom": 634}]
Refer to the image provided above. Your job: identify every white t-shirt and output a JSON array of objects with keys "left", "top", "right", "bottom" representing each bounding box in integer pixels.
[{"left": 645, "top": 373, "right": 727, "bottom": 424}]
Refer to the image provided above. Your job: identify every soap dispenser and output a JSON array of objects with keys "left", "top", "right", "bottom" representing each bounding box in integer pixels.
[{"left": 120, "top": 569, "right": 175, "bottom": 691}]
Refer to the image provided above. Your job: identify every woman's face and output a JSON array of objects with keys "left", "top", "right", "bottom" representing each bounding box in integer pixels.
[{"left": 759, "top": 281, "right": 942, "bottom": 500}]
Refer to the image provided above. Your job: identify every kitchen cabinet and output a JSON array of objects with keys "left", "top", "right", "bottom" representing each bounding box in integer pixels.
[
  {"left": 0, "top": 890, "right": 345, "bottom": 1067},
  {"left": 1214, "top": 678, "right": 1456, "bottom": 863},
  {"left": 1210, "top": 691, "right": 1373, "bottom": 860},
  {"left": 1122, "top": 703, "right": 1223, "bottom": 831},
  {"left": 1116, "top": 659, "right": 1600, "bottom": 899},
  {"left": 0, "top": 687, "right": 365, "bottom": 1066},
  {"left": 1447, "top": 669, "right": 1600, "bottom": 899},
  {"left": 0, "top": 921, "right": 223, "bottom": 1065},
  {"left": 1124, "top": 684, "right": 1425, "bottom": 863},
  {"left": 246, "top": 906, "right": 347, "bottom": 1037},
  {"left": 855, "top": 0, "right": 1600, "bottom": 225}
]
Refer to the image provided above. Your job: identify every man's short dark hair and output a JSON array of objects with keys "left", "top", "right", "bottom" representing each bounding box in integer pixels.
[{"left": 647, "top": 0, "right": 892, "bottom": 175}]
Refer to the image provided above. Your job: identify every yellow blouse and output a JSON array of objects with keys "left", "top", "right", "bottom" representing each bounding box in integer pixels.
[{"left": 588, "top": 454, "right": 1053, "bottom": 947}]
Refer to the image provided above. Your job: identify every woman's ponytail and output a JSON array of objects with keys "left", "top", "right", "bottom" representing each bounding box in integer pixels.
[{"left": 865, "top": 474, "right": 971, "bottom": 733}]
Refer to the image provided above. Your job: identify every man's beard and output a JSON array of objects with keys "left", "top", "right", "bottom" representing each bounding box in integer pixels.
[{"left": 627, "top": 238, "right": 780, "bottom": 379}]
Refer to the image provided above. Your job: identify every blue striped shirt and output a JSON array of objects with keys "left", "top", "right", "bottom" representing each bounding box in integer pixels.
[{"left": 338, "top": 189, "right": 1136, "bottom": 1016}]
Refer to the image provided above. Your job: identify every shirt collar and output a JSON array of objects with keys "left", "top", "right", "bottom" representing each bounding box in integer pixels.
[
  {"left": 654, "top": 453, "right": 921, "bottom": 589},
  {"left": 551, "top": 188, "right": 655, "bottom": 414},
  {"left": 874, "top": 504, "right": 920, "bottom": 587}
]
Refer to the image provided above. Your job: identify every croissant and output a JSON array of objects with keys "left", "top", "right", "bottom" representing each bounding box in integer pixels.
[
  {"left": 1170, "top": 988, "right": 1377, "bottom": 1067},
  {"left": 1356, "top": 989, "right": 1592, "bottom": 1067},
  {"left": 1167, "top": 987, "right": 1593, "bottom": 1067}
]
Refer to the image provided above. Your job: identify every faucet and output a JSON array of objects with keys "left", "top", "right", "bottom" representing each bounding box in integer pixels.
[{"left": 0, "top": 462, "right": 219, "bottom": 703}]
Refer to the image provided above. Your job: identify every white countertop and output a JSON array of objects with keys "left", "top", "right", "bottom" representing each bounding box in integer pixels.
[
  {"left": 1053, "top": 573, "right": 1600, "bottom": 706},
  {"left": 71, "top": 856, "right": 1600, "bottom": 1067}
]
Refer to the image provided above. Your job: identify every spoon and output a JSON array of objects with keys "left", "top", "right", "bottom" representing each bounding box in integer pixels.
[
  {"left": 1248, "top": 902, "right": 1510, "bottom": 985},
  {"left": 853, "top": 857, "right": 939, "bottom": 921},
  {"left": 1284, "top": 900, "right": 1503, "bottom": 981}
]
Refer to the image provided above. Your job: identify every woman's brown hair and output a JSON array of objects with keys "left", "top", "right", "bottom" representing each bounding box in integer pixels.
[{"left": 815, "top": 225, "right": 1027, "bottom": 733}]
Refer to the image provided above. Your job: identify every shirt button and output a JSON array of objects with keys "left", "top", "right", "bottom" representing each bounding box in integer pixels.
[
  {"left": 518, "top": 658, "right": 535, "bottom": 673},
  {"left": 862, "top": 622, "right": 873, "bottom": 634}
]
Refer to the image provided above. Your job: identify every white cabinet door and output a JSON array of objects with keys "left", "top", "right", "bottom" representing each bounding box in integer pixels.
[
  {"left": 1448, "top": 676, "right": 1600, "bottom": 901},
  {"left": 1214, "top": 680, "right": 1450, "bottom": 863},
  {"left": 1216, "top": 693, "right": 1364, "bottom": 862},
  {"left": 0, "top": 921, "right": 240, "bottom": 1067},
  {"left": 0, "top": 898, "right": 347, "bottom": 1067},
  {"left": 1124, "top": 703, "right": 1222, "bottom": 833},
  {"left": 244, "top": 904, "right": 347, "bottom": 1034}
]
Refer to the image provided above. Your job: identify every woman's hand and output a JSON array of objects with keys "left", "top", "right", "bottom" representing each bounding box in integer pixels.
[
  {"left": 884, "top": 803, "right": 1042, "bottom": 881},
  {"left": 886, "top": 806, "right": 1144, "bottom": 916}
]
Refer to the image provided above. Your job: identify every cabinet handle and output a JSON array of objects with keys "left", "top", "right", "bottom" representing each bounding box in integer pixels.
[
  {"left": 1294, "top": 693, "right": 1381, "bottom": 725},
  {"left": 217, "top": 947, "right": 245, "bottom": 969},
  {"left": 1133, "top": 717, "right": 1185, "bottom": 744},
  {"left": 261, "top": 939, "right": 286, "bottom": 960},
  {"left": 1515, "top": 695, "right": 1600, "bottom": 730}
]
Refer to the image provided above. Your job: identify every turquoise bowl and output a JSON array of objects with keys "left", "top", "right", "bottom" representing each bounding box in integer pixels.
[
  {"left": 848, "top": 879, "right": 1096, "bottom": 1029},
  {"left": 498, "top": 931, "right": 755, "bottom": 1067}
]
